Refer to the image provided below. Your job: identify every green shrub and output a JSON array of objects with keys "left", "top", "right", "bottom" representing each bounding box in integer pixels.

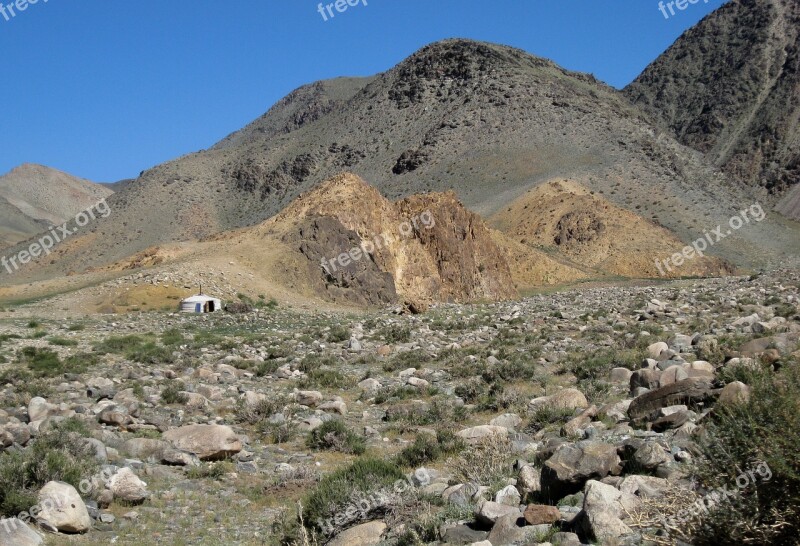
[
  {"left": 394, "top": 430, "right": 465, "bottom": 468},
  {"left": 0, "top": 425, "right": 98, "bottom": 517},
  {"left": 17, "top": 347, "right": 63, "bottom": 377},
  {"left": 161, "top": 328, "right": 186, "bottom": 346},
  {"left": 525, "top": 404, "right": 576, "bottom": 434},
  {"left": 690, "top": 361, "right": 800, "bottom": 544},
  {"left": 565, "top": 348, "right": 639, "bottom": 381},
  {"left": 48, "top": 337, "right": 78, "bottom": 347},
  {"left": 94, "top": 335, "right": 147, "bottom": 354},
  {"left": 126, "top": 342, "right": 175, "bottom": 364},
  {"left": 383, "top": 349, "right": 432, "bottom": 373},
  {"left": 186, "top": 461, "right": 231, "bottom": 480},
  {"left": 307, "top": 420, "right": 366, "bottom": 455},
  {"left": 298, "top": 369, "right": 354, "bottom": 389},
  {"left": 299, "top": 458, "right": 406, "bottom": 539},
  {"left": 326, "top": 324, "right": 351, "bottom": 343},
  {"left": 160, "top": 381, "right": 188, "bottom": 405},
  {"left": 379, "top": 324, "right": 412, "bottom": 344}
]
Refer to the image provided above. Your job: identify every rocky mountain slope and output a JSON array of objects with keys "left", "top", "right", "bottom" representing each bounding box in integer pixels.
[
  {"left": 0, "top": 164, "right": 112, "bottom": 249},
  {"left": 8, "top": 37, "right": 797, "bottom": 288},
  {"left": 625, "top": 0, "right": 800, "bottom": 204}
]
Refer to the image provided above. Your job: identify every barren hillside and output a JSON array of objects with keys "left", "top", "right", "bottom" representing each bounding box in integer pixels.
[{"left": 625, "top": 0, "right": 800, "bottom": 202}]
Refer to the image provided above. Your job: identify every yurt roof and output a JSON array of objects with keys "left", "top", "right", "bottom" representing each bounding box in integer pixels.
[{"left": 181, "top": 295, "right": 220, "bottom": 303}]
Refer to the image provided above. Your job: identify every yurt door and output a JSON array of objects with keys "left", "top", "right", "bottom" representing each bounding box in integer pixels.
[{"left": 195, "top": 303, "right": 202, "bottom": 313}]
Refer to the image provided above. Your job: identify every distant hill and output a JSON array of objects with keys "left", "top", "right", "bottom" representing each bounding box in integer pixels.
[
  {"left": 625, "top": 0, "right": 800, "bottom": 203},
  {"left": 0, "top": 164, "right": 112, "bottom": 250}
]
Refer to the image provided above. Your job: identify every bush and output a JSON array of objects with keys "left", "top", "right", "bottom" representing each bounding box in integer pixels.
[
  {"left": 326, "top": 324, "right": 351, "bottom": 343},
  {"left": 186, "top": 461, "right": 232, "bottom": 480},
  {"left": 299, "top": 458, "right": 406, "bottom": 539},
  {"left": 0, "top": 426, "right": 98, "bottom": 517},
  {"left": 690, "top": 361, "right": 800, "bottom": 544},
  {"left": 394, "top": 430, "right": 464, "bottom": 468},
  {"left": 160, "top": 381, "right": 188, "bottom": 405},
  {"left": 379, "top": 324, "right": 412, "bottom": 344},
  {"left": 298, "top": 368, "right": 354, "bottom": 389},
  {"left": 525, "top": 404, "right": 576, "bottom": 434},
  {"left": 17, "top": 347, "right": 63, "bottom": 377},
  {"left": 48, "top": 337, "right": 78, "bottom": 347},
  {"left": 307, "top": 420, "right": 366, "bottom": 455},
  {"left": 452, "top": 435, "right": 514, "bottom": 486},
  {"left": 94, "top": 335, "right": 175, "bottom": 364}
]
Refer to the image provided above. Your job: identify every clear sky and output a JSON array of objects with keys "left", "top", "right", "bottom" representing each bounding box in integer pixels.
[{"left": 0, "top": 0, "right": 727, "bottom": 183}]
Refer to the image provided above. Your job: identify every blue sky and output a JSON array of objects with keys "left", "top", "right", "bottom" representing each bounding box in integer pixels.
[{"left": 0, "top": 0, "right": 727, "bottom": 182}]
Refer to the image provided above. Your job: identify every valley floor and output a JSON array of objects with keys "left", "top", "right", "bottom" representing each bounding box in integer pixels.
[{"left": 0, "top": 270, "right": 797, "bottom": 545}]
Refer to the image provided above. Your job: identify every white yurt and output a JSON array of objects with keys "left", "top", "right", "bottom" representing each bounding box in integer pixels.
[{"left": 180, "top": 294, "right": 222, "bottom": 314}]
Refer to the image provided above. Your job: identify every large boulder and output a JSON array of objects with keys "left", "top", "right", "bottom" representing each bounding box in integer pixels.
[
  {"left": 627, "top": 378, "right": 718, "bottom": 420},
  {"left": 456, "top": 425, "right": 508, "bottom": 443},
  {"left": 541, "top": 442, "right": 621, "bottom": 500},
  {"left": 546, "top": 388, "right": 589, "bottom": 411},
  {"left": 329, "top": 521, "right": 386, "bottom": 546},
  {"left": 163, "top": 424, "right": 242, "bottom": 461},
  {"left": 719, "top": 381, "right": 751, "bottom": 405},
  {"left": 36, "top": 481, "right": 92, "bottom": 533},
  {"left": 577, "top": 480, "right": 636, "bottom": 542},
  {"left": 108, "top": 467, "right": 149, "bottom": 504},
  {"left": 0, "top": 518, "right": 43, "bottom": 546},
  {"left": 474, "top": 500, "right": 520, "bottom": 526}
]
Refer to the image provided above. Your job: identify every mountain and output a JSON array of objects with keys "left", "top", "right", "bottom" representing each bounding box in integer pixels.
[
  {"left": 625, "top": 0, "right": 800, "bottom": 203},
  {"left": 2, "top": 38, "right": 798, "bottom": 292},
  {"left": 489, "top": 179, "right": 732, "bottom": 279},
  {"left": 0, "top": 164, "right": 113, "bottom": 249},
  {"left": 0, "top": 195, "right": 50, "bottom": 249}
]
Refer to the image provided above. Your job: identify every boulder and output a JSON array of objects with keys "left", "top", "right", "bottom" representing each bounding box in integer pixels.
[
  {"left": 295, "top": 391, "right": 323, "bottom": 407},
  {"left": 489, "top": 413, "right": 523, "bottom": 430},
  {"left": 719, "top": 381, "right": 750, "bottom": 405},
  {"left": 659, "top": 365, "right": 689, "bottom": 386},
  {"left": 494, "top": 485, "right": 521, "bottom": 507},
  {"left": 547, "top": 388, "right": 589, "bottom": 411},
  {"left": 541, "top": 442, "right": 621, "bottom": 500},
  {"left": 163, "top": 425, "right": 242, "bottom": 461},
  {"left": 632, "top": 443, "right": 671, "bottom": 470},
  {"left": 329, "top": 521, "right": 386, "bottom": 546},
  {"left": 0, "top": 518, "right": 42, "bottom": 546},
  {"left": 36, "top": 481, "right": 92, "bottom": 533},
  {"left": 456, "top": 425, "right": 508, "bottom": 443},
  {"left": 628, "top": 378, "right": 718, "bottom": 420},
  {"left": 647, "top": 342, "right": 669, "bottom": 359},
  {"left": 474, "top": 500, "right": 520, "bottom": 526},
  {"left": 108, "top": 467, "right": 148, "bottom": 504},
  {"left": 630, "top": 369, "right": 661, "bottom": 390},
  {"left": 578, "top": 480, "right": 634, "bottom": 542},
  {"left": 518, "top": 465, "right": 541, "bottom": 494},
  {"left": 523, "top": 504, "right": 561, "bottom": 525}
]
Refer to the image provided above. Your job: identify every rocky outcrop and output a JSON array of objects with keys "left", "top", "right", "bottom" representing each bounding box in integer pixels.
[{"left": 273, "top": 173, "right": 517, "bottom": 307}]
